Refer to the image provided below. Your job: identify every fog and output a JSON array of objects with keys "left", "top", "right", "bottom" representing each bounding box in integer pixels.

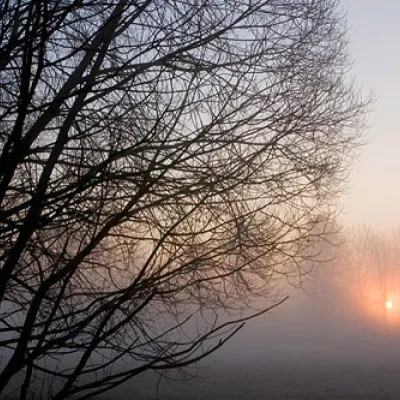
[
  {"left": 115, "top": 231, "right": 400, "bottom": 399},
  {"left": 108, "top": 257, "right": 400, "bottom": 397},
  {"left": 218, "top": 279, "right": 399, "bottom": 367},
  {"left": 217, "top": 245, "right": 400, "bottom": 368},
  {"left": 7, "top": 231, "right": 400, "bottom": 400}
]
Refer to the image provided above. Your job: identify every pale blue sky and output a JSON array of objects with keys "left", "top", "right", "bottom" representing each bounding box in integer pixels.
[{"left": 340, "top": 1, "right": 400, "bottom": 230}]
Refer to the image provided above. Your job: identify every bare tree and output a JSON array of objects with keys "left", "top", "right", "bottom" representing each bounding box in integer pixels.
[
  {"left": 0, "top": 0, "right": 366, "bottom": 398},
  {"left": 346, "top": 226, "right": 400, "bottom": 323}
]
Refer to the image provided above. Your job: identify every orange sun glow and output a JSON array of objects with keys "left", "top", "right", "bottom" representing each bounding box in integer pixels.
[{"left": 385, "top": 300, "right": 393, "bottom": 310}]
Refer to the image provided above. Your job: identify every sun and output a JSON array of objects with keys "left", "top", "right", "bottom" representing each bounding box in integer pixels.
[{"left": 385, "top": 300, "right": 393, "bottom": 310}]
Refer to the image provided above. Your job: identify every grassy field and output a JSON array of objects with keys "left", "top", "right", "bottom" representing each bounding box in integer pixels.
[{"left": 102, "top": 358, "right": 400, "bottom": 400}]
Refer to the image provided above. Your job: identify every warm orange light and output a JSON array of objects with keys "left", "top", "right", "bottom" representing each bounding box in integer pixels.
[{"left": 385, "top": 300, "right": 393, "bottom": 310}]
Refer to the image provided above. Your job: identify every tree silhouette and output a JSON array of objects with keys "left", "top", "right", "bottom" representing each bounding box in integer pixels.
[{"left": 0, "top": 0, "right": 366, "bottom": 398}]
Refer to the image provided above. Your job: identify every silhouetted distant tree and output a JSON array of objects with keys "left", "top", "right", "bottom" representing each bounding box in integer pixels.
[
  {"left": 347, "top": 227, "right": 400, "bottom": 314},
  {"left": 0, "top": 0, "right": 367, "bottom": 398}
]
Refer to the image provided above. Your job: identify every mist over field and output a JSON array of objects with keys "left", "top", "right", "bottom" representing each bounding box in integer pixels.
[
  {"left": 221, "top": 286, "right": 398, "bottom": 366},
  {"left": 106, "top": 234, "right": 400, "bottom": 400}
]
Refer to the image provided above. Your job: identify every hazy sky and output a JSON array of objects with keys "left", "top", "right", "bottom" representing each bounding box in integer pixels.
[{"left": 340, "top": 1, "right": 400, "bottom": 231}]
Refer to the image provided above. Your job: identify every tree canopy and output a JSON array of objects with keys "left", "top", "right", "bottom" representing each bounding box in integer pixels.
[{"left": 0, "top": 0, "right": 366, "bottom": 398}]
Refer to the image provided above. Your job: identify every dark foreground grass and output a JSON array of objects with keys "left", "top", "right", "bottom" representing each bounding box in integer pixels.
[{"left": 98, "top": 358, "right": 400, "bottom": 400}]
